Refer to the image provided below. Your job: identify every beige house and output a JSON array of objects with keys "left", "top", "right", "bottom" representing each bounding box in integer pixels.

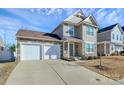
[
  {"left": 52, "top": 10, "right": 98, "bottom": 58},
  {"left": 16, "top": 10, "right": 98, "bottom": 61},
  {"left": 97, "top": 23, "right": 124, "bottom": 55}
]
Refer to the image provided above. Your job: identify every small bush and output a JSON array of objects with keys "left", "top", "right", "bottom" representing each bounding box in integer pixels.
[
  {"left": 120, "top": 51, "right": 124, "bottom": 56},
  {"left": 62, "top": 57, "right": 75, "bottom": 61},
  {"left": 80, "top": 56, "right": 87, "bottom": 60},
  {"left": 93, "top": 56, "right": 97, "bottom": 59},
  {"left": 87, "top": 56, "right": 93, "bottom": 60},
  {"left": 96, "top": 56, "right": 100, "bottom": 59},
  {"left": 111, "top": 51, "right": 119, "bottom": 56}
]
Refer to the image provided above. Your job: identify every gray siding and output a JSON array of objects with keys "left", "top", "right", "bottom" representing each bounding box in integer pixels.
[
  {"left": 52, "top": 24, "right": 63, "bottom": 39},
  {"left": 63, "top": 24, "right": 68, "bottom": 37},
  {"left": 75, "top": 25, "right": 82, "bottom": 39},
  {"left": 63, "top": 23, "right": 82, "bottom": 39},
  {"left": 81, "top": 24, "right": 98, "bottom": 56},
  {"left": 97, "top": 31, "right": 111, "bottom": 42},
  {"left": 82, "top": 25, "right": 97, "bottom": 42}
]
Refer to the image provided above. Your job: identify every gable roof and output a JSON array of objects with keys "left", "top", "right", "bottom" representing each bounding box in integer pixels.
[
  {"left": 52, "top": 10, "right": 98, "bottom": 33},
  {"left": 16, "top": 29, "right": 61, "bottom": 42},
  {"left": 122, "top": 26, "right": 124, "bottom": 31},
  {"left": 64, "top": 9, "right": 86, "bottom": 24},
  {"left": 98, "top": 23, "right": 118, "bottom": 33},
  {"left": 82, "top": 15, "right": 98, "bottom": 26},
  {"left": 72, "top": 9, "right": 85, "bottom": 18}
]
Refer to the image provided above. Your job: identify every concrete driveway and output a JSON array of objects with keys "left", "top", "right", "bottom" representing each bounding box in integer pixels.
[{"left": 6, "top": 60, "right": 120, "bottom": 85}]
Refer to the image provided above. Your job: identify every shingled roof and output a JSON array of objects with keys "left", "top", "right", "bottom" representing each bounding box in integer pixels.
[
  {"left": 16, "top": 29, "right": 61, "bottom": 42},
  {"left": 122, "top": 26, "right": 124, "bottom": 31},
  {"left": 98, "top": 24, "right": 118, "bottom": 33}
]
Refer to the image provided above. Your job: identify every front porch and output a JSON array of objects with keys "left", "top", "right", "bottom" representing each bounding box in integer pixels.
[
  {"left": 62, "top": 41, "right": 82, "bottom": 58},
  {"left": 97, "top": 41, "right": 124, "bottom": 56}
]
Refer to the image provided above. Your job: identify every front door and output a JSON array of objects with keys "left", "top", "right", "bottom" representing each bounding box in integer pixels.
[{"left": 69, "top": 44, "right": 74, "bottom": 56}]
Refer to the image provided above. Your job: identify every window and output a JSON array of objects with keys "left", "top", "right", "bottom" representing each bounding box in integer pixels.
[
  {"left": 112, "top": 33, "right": 115, "bottom": 40},
  {"left": 117, "top": 34, "right": 119, "bottom": 40},
  {"left": 86, "top": 43, "right": 94, "bottom": 52},
  {"left": 111, "top": 45, "right": 114, "bottom": 50},
  {"left": 64, "top": 42, "right": 68, "bottom": 50},
  {"left": 86, "top": 26, "right": 94, "bottom": 36},
  {"left": 0, "top": 47, "right": 4, "bottom": 51},
  {"left": 68, "top": 25, "right": 74, "bottom": 36},
  {"left": 120, "top": 35, "right": 122, "bottom": 41}
]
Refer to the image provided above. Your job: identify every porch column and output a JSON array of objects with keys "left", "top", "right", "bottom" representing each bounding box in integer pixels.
[
  {"left": 104, "top": 43, "right": 106, "bottom": 55},
  {"left": 68, "top": 42, "right": 70, "bottom": 58},
  {"left": 62, "top": 42, "right": 64, "bottom": 58},
  {"left": 73, "top": 43, "right": 75, "bottom": 56}
]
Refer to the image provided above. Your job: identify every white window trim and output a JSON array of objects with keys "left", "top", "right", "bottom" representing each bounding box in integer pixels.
[
  {"left": 86, "top": 25, "right": 94, "bottom": 36},
  {"left": 84, "top": 41, "right": 96, "bottom": 53},
  {"left": 112, "top": 33, "right": 114, "bottom": 40},
  {"left": 68, "top": 25, "right": 75, "bottom": 36}
]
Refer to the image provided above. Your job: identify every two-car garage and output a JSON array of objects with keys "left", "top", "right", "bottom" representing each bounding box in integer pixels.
[{"left": 20, "top": 43, "right": 60, "bottom": 61}]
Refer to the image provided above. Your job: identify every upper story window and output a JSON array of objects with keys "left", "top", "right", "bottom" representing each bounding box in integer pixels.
[
  {"left": 86, "top": 43, "right": 94, "bottom": 52},
  {"left": 112, "top": 33, "right": 115, "bottom": 40},
  {"left": 68, "top": 25, "right": 75, "bottom": 36},
  {"left": 120, "top": 35, "right": 122, "bottom": 41},
  {"left": 117, "top": 34, "right": 119, "bottom": 40},
  {"left": 86, "top": 26, "right": 94, "bottom": 36}
]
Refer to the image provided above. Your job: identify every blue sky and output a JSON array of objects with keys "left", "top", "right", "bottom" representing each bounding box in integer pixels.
[{"left": 0, "top": 8, "right": 124, "bottom": 46}]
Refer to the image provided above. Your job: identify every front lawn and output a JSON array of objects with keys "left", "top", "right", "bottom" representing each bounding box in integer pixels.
[
  {"left": 77, "top": 56, "right": 124, "bottom": 80},
  {"left": 0, "top": 61, "right": 18, "bottom": 84}
]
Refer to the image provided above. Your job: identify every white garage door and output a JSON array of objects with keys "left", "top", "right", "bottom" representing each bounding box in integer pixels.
[
  {"left": 43, "top": 45, "right": 60, "bottom": 60},
  {"left": 21, "top": 44, "right": 40, "bottom": 61}
]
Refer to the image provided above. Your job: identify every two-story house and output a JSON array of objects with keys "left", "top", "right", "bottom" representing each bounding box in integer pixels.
[
  {"left": 16, "top": 10, "right": 98, "bottom": 61},
  {"left": 121, "top": 26, "right": 124, "bottom": 49},
  {"left": 97, "top": 23, "right": 124, "bottom": 55},
  {"left": 52, "top": 10, "right": 98, "bottom": 58}
]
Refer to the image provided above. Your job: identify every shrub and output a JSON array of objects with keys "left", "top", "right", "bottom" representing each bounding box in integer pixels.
[
  {"left": 87, "top": 56, "right": 93, "bottom": 60},
  {"left": 62, "top": 57, "right": 75, "bottom": 61},
  {"left": 93, "top": 56, "right": 97, "bottom": 59},
  {"left": 111, "top": 51, "right": 119, "bottom": 56},
  {"left": 80, "top": 56, "right": 87, "bottom": 60}
]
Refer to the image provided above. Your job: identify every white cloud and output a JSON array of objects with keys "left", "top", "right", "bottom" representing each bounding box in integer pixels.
[
  {"left": 5, "top": 9, "right": 47, "bottom": 26},
  {"left": 106, "top": 11, "right": 117, "bottom": 21},
  {"left": 93, "top": 8, "right": 124, "bottom": 27},
  {"left": 64, "top": 8, "right": 78, "bottom": 16},
  {"left": 0, "top": 16, "right": 21, "bottom": 26},
  {"left": 28, "top": 8, "right": 78, "bottom": 16}
]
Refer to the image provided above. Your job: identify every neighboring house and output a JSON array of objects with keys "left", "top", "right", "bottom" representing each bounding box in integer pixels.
[
  {"left": 16, "top": 10, "right": 98, "bottom": 61},
  {"left": 97, "top": 23, "right": 124, "bottom": 55},
  {"left": 0, "top": 36, "right": 4, "bottom": 52},
  {"left": 121, "top": 26, "right": 124, "bottom": 49}
]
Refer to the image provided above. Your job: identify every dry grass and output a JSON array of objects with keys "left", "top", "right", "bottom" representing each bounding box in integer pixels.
[
  {"left": 77, "top": 56, "right": 124, "bottom": 81},
  {"left": 0, "top": 61, "right": 18, "bottom": 84}
]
